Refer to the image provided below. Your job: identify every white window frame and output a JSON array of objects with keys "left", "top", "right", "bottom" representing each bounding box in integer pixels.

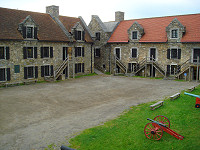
[
  {"left": 95, "top": 32, "right": 101, "bottom": 41},
  {"left": 26, "top": 65, "right": 35, "bottom": 79},
  {"left": 43, "top": 65, "right": 51, "bottom": 77},
  {"left": 170, "top": 47, "right": 179, "bottom": 59},
  {"left": 170, "top": 28, "right": 179, "bottom": 39},
  {"left": 114, "top": 47, "right": 121, "bottom": 60},
  {"left": 0, "top": 46, "right": 6, "bottom": 60},
  {"left": 26, "top": 25, "right": 35, "bottom": 39},
  {"left": 94, "top": 47, "right": 100, "bottom": 57},
  {"left": 42, "top": 46, "right": 51, "bottom": 58},
  {"left": 132, "top": 31, "right": 138, "bottom": 40},
  {"left": 77, "top": 30, "right": 82, "bottom": 41},
  {"left": 76, "top": 46, "right": 84, "bottom": 57},
  {"left": 26, "top": 47, "right": 34, "bottom": 59},
  {"left": 130, "top": 47, "right": 138, "bottom": 58},
  {"left": 0, "top": 67, "right": 7, "bottom": 82}
]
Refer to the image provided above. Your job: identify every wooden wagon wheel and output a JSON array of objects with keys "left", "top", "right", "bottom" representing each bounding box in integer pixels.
[
  {"left": 144, "top": 122, "right": 163, "bottom": 140},
  {"left": 154, "top": 115, "right": 170, "bottom": 128}
]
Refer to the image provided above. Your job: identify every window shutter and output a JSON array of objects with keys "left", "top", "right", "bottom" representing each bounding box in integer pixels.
[
  {"left": 50, "top": 47, "right": 53, "bottom": 58},
  {"left": 41, "top": 47, "right": 44, "bottom": 58},
  {"left": 34, "top": 47, "right": 37, "bottom": 59},
  {"left": 23, "top": 26, "right": 26, "bottom": 38},
  {"left": 75, "top": 64, "right": 78, "bottom": 73},
  {"left": 50, "top": 65, "right": 53, "bottom": 76},
  {"left": 167, "top": 65, "right": 170, "bottom": 75},
  {"left": 75, "top": 47, "right": 78, "bottom": 57},
  {"left": 82, "top": 47, "right": 84, "bottom": 57},
  {"left": 178, "top": 49, "right": 181, "bottom": 59},
  {"left": 24, "top": 67, "right": 27, "bottom": 79},
  {"left": 23, "top": 47, "right": 27, "bottom": 59},
  {"left": 82, "top": 63, "right": 84, "bottom": 73},
  {"left": 41, "top": 66, "right": 44, "bottom": 77},
  {"left": 6, "top": 47, "right": 10, "bottom": 60},
  {"left": 7, "top": 68, "right": 10, "bottom": 81},
  {"left": 167, "top": 49, "right": 170, "bottom": 59},
  {"left": 63, "top": 47, "right": 66, "bottom": 60},
  {"left": 34, "top": 27, "right": 38, "bottom": 39},
  {"left": 35, "top": 66, "right": 38, "bottom": 78},
  {"left": 74, "top": 30, "right": 77, "bottom": 40},
  {"left": 82, "top": 31, "right": 85, "bottom": 41}
]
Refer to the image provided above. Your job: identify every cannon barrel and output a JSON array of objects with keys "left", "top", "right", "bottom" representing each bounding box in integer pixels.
[
  {"left": 147, "top": 118, "right": 167, "bottom": 127},
  {"left": 60, "top": 145, "right": 76, "bottom": 150},
  {"left": 184, "top": 92, "right": 200, "bottom": 98}
]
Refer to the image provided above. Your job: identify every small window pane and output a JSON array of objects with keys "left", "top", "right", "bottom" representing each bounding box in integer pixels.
[
  {"left": 95, "top": 48, "right": 100, "bottom": 57},
  {"left": 45, "top": 66, "right": 49, "bottom": 76},
  {"left": 132, "top": 31, "right": 137, "bottom": 39},
  {"left": 27, "top": 27, "right": 33, "bottom": 38},
  {"left": 14, "top": 65, "right": 20, "bottom": 73},
  {"left": 132, "top": 48, "right": 137, "bottom": 58},
  {"left": 171, "top": 29, "right": 178, "bottom": 38},
  {"left": 27, "top": 47, "right": 33, "bottom": 58},
  {"left": 28, "top": 67, "right": 34, "bottom": 78},
  {"left": 0, "top": 68, "right": 6, "bottom": 81},
  {"left": 77, "top": 31, "right": 82, "bottom": 40},
  {"left": 0, "top": 47, "right": 5, "bottom": 59},
  {"left": 171, "top": 49, "right": 178, "bottom": 59},
  {"left": 43, "top": 47, "right": 49, "bottom": 57},
  {"left": 77, "top": 47, "right": 82, "bottom": 57}
]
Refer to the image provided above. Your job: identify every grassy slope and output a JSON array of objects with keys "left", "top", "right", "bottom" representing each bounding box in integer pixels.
[{"left": 69, "top": 85, "right": 200, "bottom": 150}]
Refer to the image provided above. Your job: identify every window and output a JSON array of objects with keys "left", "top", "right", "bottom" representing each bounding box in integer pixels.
[
  {"left": 0, "top": 46, "right": 9, "bottom": 60},
  {"left": 95, "top": 48, "right": 100, "bottom": 57},
  {"left": 75, "top": 47, "right": 84, "bottom": 57},
  {"left": 14, "top": 65, "right": 20, "bottom": 73},
  {"left": 75, "top": 63, "right": 84, "bottom": 73},
  {"left": 75, "top": 30, "right": 85, "bottom": 41},
  {"left": 41, "top": 65, "right": 53, "bottom": 77},
  {"left": 171, "top": 29, "right": 178, "bottom": 38},
  {"left": 96, "top": 32, "right": 100, "bottom": 41},
  {"left": 0, "top": 68, "right": 10, "bottom": 81},
  {"left": 23, "top": 47, "right": 37, "bottom": 59},
  {"left": 128, "top": 63, "right": 136, "bottom": 73},
  {"left": 27, "top": 27, "right": 33, "bottom": 38},
  {"left": 167, "top": 65, "right": 180, "bottom": 75},
  {"left": 131, "top": 48, "right": 137, "bottom": 58},
  {"left": 41, "top": 47, "right": 53, "bottom": 58},
  {"left": 167, "top": 48, "right": 181, "bottom": 59},
  {"left": 23, "top": 26, "right": 37, "bottom": 39},
  {"left": 24, "top": 66, "right": 38, "bottom": 79},
  {"left": 132, "top": 31, "right": 138, "bottom": 40}
]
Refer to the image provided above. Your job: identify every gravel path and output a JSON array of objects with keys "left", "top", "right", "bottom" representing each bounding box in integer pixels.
[{"left": 0, "top": 75, "right": 198, "bottom": 150}]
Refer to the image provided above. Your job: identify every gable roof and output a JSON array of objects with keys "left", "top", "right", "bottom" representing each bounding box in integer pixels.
[
  {"left": 108, "top": 13, "right": 200, "bottom": 43},
  {"left": 0, "top": 7, "right": 93, "bottom": 42}
]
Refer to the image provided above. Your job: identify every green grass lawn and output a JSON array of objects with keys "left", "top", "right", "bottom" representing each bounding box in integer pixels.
[{"left": 69, "top": 85, "right": 200, "bottom": 150}]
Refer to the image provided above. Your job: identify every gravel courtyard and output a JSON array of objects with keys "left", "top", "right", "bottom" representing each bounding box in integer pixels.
[{"left": 0, "top": 75, "right": 199, "bottom": 150}]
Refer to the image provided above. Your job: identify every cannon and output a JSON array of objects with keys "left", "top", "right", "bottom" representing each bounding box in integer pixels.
[
  {"left": 184, "top": 92, "right": 200, "bottom": 108},
  {"left": 60, "top": 145, "right": 76, "bottom": 150},
  {"left": 144, "top": 115, "right": 184, "bottom": 140}
]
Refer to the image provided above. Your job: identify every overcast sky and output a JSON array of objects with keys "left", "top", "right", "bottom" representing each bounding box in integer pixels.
[{"left": 0, "top": 0, "right": 199, "bottom": 24}]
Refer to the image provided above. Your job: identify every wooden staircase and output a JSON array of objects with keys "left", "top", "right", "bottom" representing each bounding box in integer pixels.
[
  {"left": 175, "top": 58, "right": 191, "bottom": 78},
  {"left": 54, "top": 57, "right": 70, "bottom": 80},
  {"left": 115, "top": 56, "right": 127, "bottom": 73}
]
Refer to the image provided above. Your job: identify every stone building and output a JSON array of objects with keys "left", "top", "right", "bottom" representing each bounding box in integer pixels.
[
  {"left": 89, "top": 12, "right": 200, "bottom": 81},
  {"left": 0, "top": 6, "right": 94, "bottom": 84}
]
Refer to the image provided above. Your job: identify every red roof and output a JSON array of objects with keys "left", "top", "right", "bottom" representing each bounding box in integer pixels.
[{"left": 108, "top": 13, "right": 200, "bottom": 43}]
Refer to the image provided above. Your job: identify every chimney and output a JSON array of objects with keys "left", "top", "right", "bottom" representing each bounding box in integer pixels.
[
  {"left": 115, "top": 11, "right": 124, "bottom": 22},
  {"left": 46, "top": 5, "right": 59, "bottom": 18}
]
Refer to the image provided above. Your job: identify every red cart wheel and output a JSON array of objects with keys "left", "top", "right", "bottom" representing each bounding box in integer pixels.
[
  {"left": 144, "top": 122, "right": 163, "bottom": 140},
  {"left": 154, "top": 115, "right": 170, "bottom": 128}
]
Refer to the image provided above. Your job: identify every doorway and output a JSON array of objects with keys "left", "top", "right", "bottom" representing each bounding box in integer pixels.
[
  {"left": 115, "top": 48, "right": 121, "bottom": 59},
  {"left": 150, "top": 48, "right": 156, "bottom": 61}
]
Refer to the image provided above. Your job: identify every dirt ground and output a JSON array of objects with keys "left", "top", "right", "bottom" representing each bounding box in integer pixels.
[{"left": 0, "top": 75, "right": 199, "bottom": 150}]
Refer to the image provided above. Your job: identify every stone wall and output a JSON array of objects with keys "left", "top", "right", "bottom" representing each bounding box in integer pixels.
[
  {"left": 109, "top": 42, "right": 200, "bottom": 78},
  {"left": 0, "top": 40, "right": 93, "bottom": 83}
]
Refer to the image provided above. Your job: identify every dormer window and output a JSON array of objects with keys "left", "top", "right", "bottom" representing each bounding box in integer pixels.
[
  {"left": 27, "top": 27, "right": 33, "bottom": 38},
  {"left": 75, "top": 30, "right": 85, "bottom": 41},
  {"left": 96, "top": 32, "right": 100, "bottom": 41},
  {"left": 171, "top": 29, "right": 178, "bottom": 38},
  {"left": 132, "top": 31, "right": 138, "bottom": 40}
]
